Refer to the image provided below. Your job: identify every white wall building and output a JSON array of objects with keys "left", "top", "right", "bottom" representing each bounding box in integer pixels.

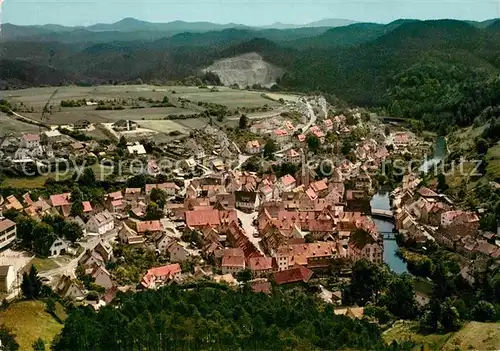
[
  {"left": 0, "top": 219, "right": 16, "bottom": 250},
  {"left": 86, "top": 210, "right": 114, "bottom": 235}
]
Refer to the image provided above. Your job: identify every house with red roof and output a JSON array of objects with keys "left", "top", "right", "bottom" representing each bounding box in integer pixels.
[
  {"left": 245, "top": 140, "right": 261, "bottom": 155},
  {"left": 248, "top": 257, "right": 273, "bottom": 277},
  {"left": 184, "top": 209, "right": 237, "bottom": 229},
  {"left": 285, "top": 149, "right": 301, "bottom": 164},
  {"left": 272, "top": 129, "right": 289, "bottom": 146},
  {"left": 82, "top": 201, "right": 93, "bottom": 214},
  {"left": 279, "top": 174, "right": 296, "bottom": 192},
  {"left": 136, "top": 220, "right": 163, "bottom": 235},
  {"left": 222, "top": 255, "right": 246, "bottom": 275},
  {"left": 49, "top": 193, "right": 72, "bottom": 217},
  {"left": 21, "top": 133, "right": 40, "bottom": 149},
  {"left": 273, "top": 265, "right": 313, "bottom": 285},
  {"left": 141, "top": 263, "right": 182, "bottom": 289}
]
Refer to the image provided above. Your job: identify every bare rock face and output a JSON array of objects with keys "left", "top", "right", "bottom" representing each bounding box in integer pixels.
[{"left": 204, "top": 52, "right": 284, "bottom": 88}]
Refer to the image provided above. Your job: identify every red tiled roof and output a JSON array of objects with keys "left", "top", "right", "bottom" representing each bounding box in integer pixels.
[
  {"left": 222, "top": 255, "right": 245, "bottom": 268},
  {"left": 82, "top": 201, "right": 93, "bottom": 213},
  {"left": 311, "top": 180, "right": 328, "bottom": 193},
  {"left": 50, "top": 193, "right": 71, "bottom": 207},
  {"left": 23, "top": 133, "right": 40, "bottom": 142},
  {"left": 251, "top": 281, "right": 271, "bottom": 294},
  {"left": 418, "top": 187, "right": 438, "bottom": 197},
  {"left": 0, "top": 219, "right": 16, "bottom": 232},
  {"left": 141, "top": 263, "right": 181, "bottom": 287},
  {"left": 185, "top": 209, "right": 237, "bottom": 228},
  {"left": 248, "top": 257, "right": 273, "bottom": 271},
  {"left": 281, "top": 174, "right": 296, "bottom": 187},
  {"left": 273, "top": 265, "right": 313, "bottom": 285},
  {"left": 108, "top": 191, "right": 123, "bottom": 200},
  {"left": 137, "top": 220, "right": 163, "bottom": 233}
]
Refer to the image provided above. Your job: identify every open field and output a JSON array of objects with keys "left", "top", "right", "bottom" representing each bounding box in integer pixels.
[
  {"left": 3, "top": 85, "right": 283, "bottom": 129},
  {"left": 442, "top": 321, "right": 500, "bottom": 351},
  {"left": 139, "top": 119, "right": 207, "bottom": 135},
  {"left": 486, "top": 144, "right": 500, "bottom": 181},
  {"left": 384, "top": 320, "right": 500, "bottom": 351},
  {"left": 0, "top": 114, "right": 41, "bottom": 135},
  {"left": 30, "top": 256, "right": 60, "bottom": 272},
  {"left": 177, "top": 88, "right": 282, "bottom": 109},
  {"left": 1, "top": 164, "right": 113, "bottom": 188},
  {"left": 23, "top": 106, "right": 197, "bottom": 125},
  {"left": 0, "top": 300, "right": 63, "bottom": 350}
]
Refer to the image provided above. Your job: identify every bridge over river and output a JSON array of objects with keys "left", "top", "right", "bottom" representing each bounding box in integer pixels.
[{"left": 371, "top": 208, "right": 394, "bottom": 219}]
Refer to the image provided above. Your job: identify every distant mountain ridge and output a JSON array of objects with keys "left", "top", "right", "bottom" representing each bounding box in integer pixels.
[{"left": 0, "top": 17, "right": 357, "bottom": 41}]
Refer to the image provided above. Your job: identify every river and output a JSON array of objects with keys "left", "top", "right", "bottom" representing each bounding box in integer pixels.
[
  {"left": 370, "top": 191, "right": 408, "bottom": 273},
  {"left": 371, "top": 136, "right": 447, "bottom": 273}
]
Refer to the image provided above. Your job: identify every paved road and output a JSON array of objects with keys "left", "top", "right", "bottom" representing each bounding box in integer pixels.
[
  {"left": 237, "top": 209, "right": 264, "bottom": 254},
  {"left": 302, "top": 100, "right": 317, "bottom": 133}
]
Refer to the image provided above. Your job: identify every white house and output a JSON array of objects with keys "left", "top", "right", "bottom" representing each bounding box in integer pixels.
[
  {"left": 235, "top": 191, "right": 258, "bottom": 211},
  {"left": 86, "top": 210, "right": 114, "bottom": 235},
  {"left": 0, "top": 219, "right": 16, "bottom": 250},
  {"left": 21, "top": 133, "right": 40, "bottom": 149},
  {"left": 0, "top": 265, "right": 16, "bottom": 293},
  {"left": 49, "top": 237, "right": 69, "bottom": 257},
  {"left": 127, "top": 144, "right": 146, "bottom": 155}
]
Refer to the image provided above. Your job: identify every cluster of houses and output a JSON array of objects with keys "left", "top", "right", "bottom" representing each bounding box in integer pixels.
[{"left": 394, "top": 176, "right": 500, "bottom": 283}]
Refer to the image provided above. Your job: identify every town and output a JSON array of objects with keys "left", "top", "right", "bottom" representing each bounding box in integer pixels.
[{"left": 0, "top": 90, "right": 499, "bottom": 349}]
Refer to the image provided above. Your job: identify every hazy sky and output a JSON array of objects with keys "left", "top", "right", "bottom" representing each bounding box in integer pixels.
[{"left": 2, "top": 0, "right": 499, "bottom": 26}]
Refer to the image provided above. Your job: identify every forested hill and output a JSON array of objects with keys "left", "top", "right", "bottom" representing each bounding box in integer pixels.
[
  {"left": 52, "top": 284, "right": 403, "bottom": 350},
  {"left": 3, "top": 19, "right": 500, "bottom": 132}
]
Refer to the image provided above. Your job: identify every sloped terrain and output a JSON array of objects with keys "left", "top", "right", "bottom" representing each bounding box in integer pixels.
[{"left": 204, "top": 52, "right": 284, "bottom": 87}]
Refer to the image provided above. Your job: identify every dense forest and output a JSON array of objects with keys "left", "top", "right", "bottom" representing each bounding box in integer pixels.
[
  {"left": 3, "top": 19, "right": 500, "bottom": 131},
  {"left": 52, "top": 283, "right": 401, "bottom": 350}
]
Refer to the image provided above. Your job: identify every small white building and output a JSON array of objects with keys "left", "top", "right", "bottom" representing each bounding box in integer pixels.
[
  {"left": 235, "top": 191, "right": 258, "bottom": 211},
  {"left": 0, "top": 265, "right": 16, "bottom": 293},
  {"left": 127, "top": 144, "right": 146, "bottom": 156},
  {"left": 86, "top": 210, "right": 114, "bottom": 235},
  {"left": 49, "top": 237, "right": 69, "bottom": 257},
  {"left": 221, "top": 256, "right": 246, "bottom": 275}
]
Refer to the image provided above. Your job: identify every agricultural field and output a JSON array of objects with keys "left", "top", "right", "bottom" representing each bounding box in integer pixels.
[
  {"left": 139, "top": 118, "right": 208, "bottom": 135},
  {"left": 0, "top": 300, "right": 64, "bottom": 350},
  {"left": 0, "top": 114, "right": 41, "bottom": 135},
  {"left": 3, "top": 85, "right": 285, "bottom": 133}
]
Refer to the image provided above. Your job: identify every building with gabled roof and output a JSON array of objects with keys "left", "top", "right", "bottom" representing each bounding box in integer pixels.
[
  {"left": 141, "top": 263, "right": 182, "bottom": 289},
  {"left": 86, "top": 210, "right": 114, "bottom": 235},
  {"left": 273, "top": 265, "right": 313, "bottom": 285}
]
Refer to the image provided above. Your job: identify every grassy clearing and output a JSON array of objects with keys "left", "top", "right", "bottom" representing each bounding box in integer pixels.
[
  {"left": 384, "top": 320, "right": 452, "bottom": 350},
  {"left": 0, "top": 300, "right": 63, "bottom": 350},
  {"left": 384, "top": 320, "right": 500, "bottom": 351},
  {"left": 30, "top": 256, "right": 59, "bottom": 272},
  {"left": 450, "top": 125, "right": 485, "bottom": 151},
  {"left": 442, "top": 322, "right": 500, "bottom": 351},
  {"left": 0, "top": 115, "right": 41, "bottom": 135},
  {"left": 486, "top": 144, "right": 500, "bottom": 181}
]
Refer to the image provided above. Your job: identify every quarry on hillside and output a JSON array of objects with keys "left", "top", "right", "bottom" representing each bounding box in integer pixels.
[{"left": 204, "top": 52, "right": 285, "bottom": 88}]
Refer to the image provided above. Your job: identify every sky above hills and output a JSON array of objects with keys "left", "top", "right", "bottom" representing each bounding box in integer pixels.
[{"left": 1, "top": 0, "right": 499, "bottom": 26}]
